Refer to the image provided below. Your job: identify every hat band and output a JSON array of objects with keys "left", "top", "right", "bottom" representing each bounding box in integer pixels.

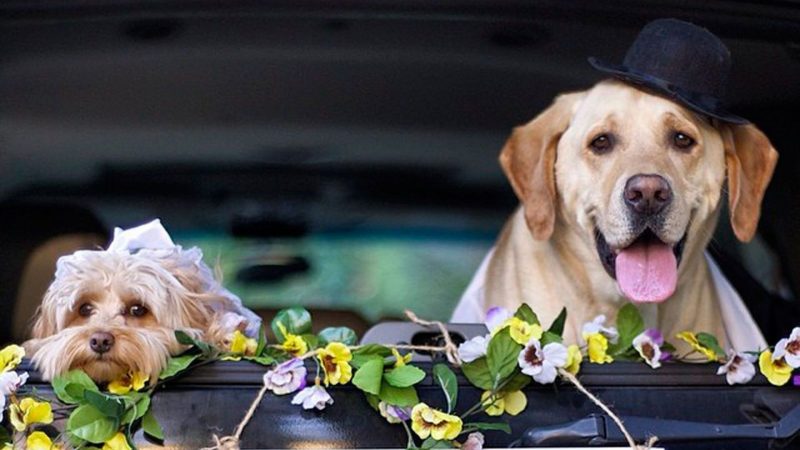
[{"left": 617, "top": 69, "right": 724, "bottom": 114}]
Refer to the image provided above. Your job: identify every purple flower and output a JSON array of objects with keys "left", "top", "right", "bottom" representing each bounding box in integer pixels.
[
  {"left": 378, "top": 401, "right": 412, "bottom": 424},
  {"left": 263, "top": 358, "right": 307, "bottom": 395},
  {"left": 717, "top": 350, "right": 756, "bottom": 385},
  {"left": 485, "top": 307, "right": 513, "bottom": 333},
  {"left": 793, "top": 375, "right": 800, "bottom": 387},
  {"left": 632, "top": 329, "right": 664, "bottom": 369},
  {"left": 291, "top": 384, "right": 334, "bottom": 410}
]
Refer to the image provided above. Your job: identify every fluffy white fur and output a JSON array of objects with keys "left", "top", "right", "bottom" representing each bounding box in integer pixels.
[{"left": 23, "top": 249, "right": 244, "bottom": 382}]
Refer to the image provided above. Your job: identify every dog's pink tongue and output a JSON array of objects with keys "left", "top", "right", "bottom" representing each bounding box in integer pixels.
[{"left": 615, "top": 239, "right": 677, "bottom": 303}]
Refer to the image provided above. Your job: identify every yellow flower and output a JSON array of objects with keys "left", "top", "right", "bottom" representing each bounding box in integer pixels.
[
  {"left": 564, "top": 344, "right": 583, "bottom": 375},
  {"left": 9, "top": 398, "right": 54, "bottom": 431},
  {"left": 107, "top": 371, "right": 148, "bottom": 395},
  {"left": 411, "top": 403, "right": 463, "bottom": 441},
  {"left": 229, "top": 330, "right": 258, "bottom": 356},
  {"left": 585, "top": 333, "right": 613, "bottom": 364},
  {"left": 277, "top": 323, "right": 309, "bottom": 357},
  {"left": 759, "top": 350, "right": 792, "bottom": 386},
  {"left": 481, "top": 390, "right": 527, "bottom": 416},
  {"left": 0, "top": 344, "right": 25, "bottom": 373},
  {"left": 675, "top": 331, "right": 717, "bottom": 361},
  {"left": 102, "top": 432, "right": 132, "bottom": 450},
  {"left": 26, "top": 431, "right": 61, "bottom": 450},
  {"left": 494, "top": 317, "right": 543, "bottom": 345},
  {"left": 317, "top": 342, "right": 352, "bottom": 386},
  {"left": 391, "top": 348, "right": 412, "bottom": 367}
]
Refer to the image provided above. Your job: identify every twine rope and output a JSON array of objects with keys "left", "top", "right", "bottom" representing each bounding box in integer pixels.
[
  {"left": 403, "top": 309, "right": 462, "bottom": 367},
  {"left": 558, "top": 368, "right": 659, "bottom": 450},
  {"left": 203, "top": 313, "right": 654, "bottom": 449}
]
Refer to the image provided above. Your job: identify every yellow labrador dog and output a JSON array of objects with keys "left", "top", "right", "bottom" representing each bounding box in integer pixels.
[{"left": 453, "top": 79, "right": 777, "bottom": 349}]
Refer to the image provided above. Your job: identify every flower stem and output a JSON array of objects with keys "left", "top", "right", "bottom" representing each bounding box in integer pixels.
[{"left": 401, "top": 420, "right": 417, "bottom": 449}]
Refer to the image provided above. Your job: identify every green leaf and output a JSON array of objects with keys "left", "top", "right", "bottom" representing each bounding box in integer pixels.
[
  {"left": 159, "top": 353, "right": 201, "bottom": 380},
  {"left": 353, "top": 358, "right": 385, "bottom": 395},
  {"left": 486, "top": 329, "right": 519, "bottom": 387},
  {"left": 378, "top": 381, "right": 419, "bottom": 407},
  {"left": 271, "top": 307, "right": 312, "bottom": 343},
  {"left": 540, "top": 331, "right": 563, "bottom": 346},
  {"left": 256, "top": 324, "right": 268, "bottom": 356},
  {"left": 84, "top": 390, "right": 125, "bottom": 419},
  {"left": 243, "top": 355, "right": 276, "bottom": 366},
  {"left": 514, "top": 304, "right": 540, "bottom": 325},
  {"left": 461, "top": 357, "right": 493, "bottom": 390},
  {"left": 421, "top": 438, "right": 454, "bottom": 448},
  {"left": 432, "top": 364, "right": 458, "bottom": 413},
  {"left": 500, "top": 370, "right": 531, "bottom": 393},
  {"left": 613, "top": 304, "right": 645, "bottom": 355},
  {"left": 121, "top": 394, "right": 150, "bottom": 425},
  {"left": 318, "top": 327, "right": 358, "bottom": 346},
  {"left": 0, "top": 425, "right": 11, "bottom": 444},
  {"left": 463, "top": 421, "right": 512, "bottom": 434},
  {"left": 52, "top": 370, "right": 99, "bottom": 404},
  {"left": 351, "top": 344, "right": 393, "bottom": 369},
  {"left": 67, "top": 404, "right": 120, "bottom": 444},
  {"left": 142, "top": 409, "right": 165, "bottom": 441},
  {"left": 547, "top": 307, "right": 568, "bottom": 336},
  {"left": 364, "top": 392, "right": 381, "bottom": 411},
  {"left": 384, "top": 365, "right": 426, "bottom": 388},
  {"left": 301, "top": 334, "right": 319, "bottom": 349},
  {"left": 697, "top": 332, "right": 725, "bottom": 358},
  {"left": 175, "top": 330, "right": 211, "bottom": 355}
]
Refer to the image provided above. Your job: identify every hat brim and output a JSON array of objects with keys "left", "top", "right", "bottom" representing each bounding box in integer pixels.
[{"left": 588, "top": 57, "right": 749, "bottom": 125}]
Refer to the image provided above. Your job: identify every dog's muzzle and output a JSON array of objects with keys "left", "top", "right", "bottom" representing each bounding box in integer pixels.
[{"left": 594, "top": 174, "right": 687, "bottom": 303}]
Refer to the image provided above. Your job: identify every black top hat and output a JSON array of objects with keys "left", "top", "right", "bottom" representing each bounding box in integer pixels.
[{"left": 589, "top": 18, "right": 747, "bottom": 124}]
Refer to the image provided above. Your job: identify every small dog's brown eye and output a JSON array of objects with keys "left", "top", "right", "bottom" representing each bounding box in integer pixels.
[
  {"left": 673, "top": 131, "right": 695, "bottom": 150},
  {"left": 589, "top": 134, "right": 614, "bottom": 154},
  {"left": 78, "top": 303, "right": 93, "bottom": 317},
  {"left": 129, "top": 304, "right": 148, "bottom": 317}
]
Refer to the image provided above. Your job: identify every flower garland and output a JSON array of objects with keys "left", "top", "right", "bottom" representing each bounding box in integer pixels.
[{"left": 1, "top": 304, "right": 798, "bottom": 449}]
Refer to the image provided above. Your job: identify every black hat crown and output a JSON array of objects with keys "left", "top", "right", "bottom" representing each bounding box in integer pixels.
[{"left": 589, "top": 18, "right": 747, "bottom": 124}]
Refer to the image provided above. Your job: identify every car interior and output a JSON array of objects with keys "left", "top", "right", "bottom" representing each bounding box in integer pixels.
[{"left": 1, "top": 0, "right": 800, "bottom": 348}]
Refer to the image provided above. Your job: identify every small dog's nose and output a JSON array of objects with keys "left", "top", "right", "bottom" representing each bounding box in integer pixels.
[
  {"left": 89, "top": 332, "right": 115, "bottom": 354},
  {"left": 624, "top": 174, "right": 672, "bottom": 215}
]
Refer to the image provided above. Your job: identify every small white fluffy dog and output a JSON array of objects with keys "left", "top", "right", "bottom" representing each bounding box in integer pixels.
[{"left": 23, "top": 220, "right": 261, "bottom": 382}]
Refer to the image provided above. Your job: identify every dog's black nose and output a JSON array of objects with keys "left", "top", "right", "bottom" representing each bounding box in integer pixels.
[
  {"left": 89, "top": 332, "right": 115, "bottom": 354},
  {"left": 624, "top": 174, "right": 672, "bottom": 215}
]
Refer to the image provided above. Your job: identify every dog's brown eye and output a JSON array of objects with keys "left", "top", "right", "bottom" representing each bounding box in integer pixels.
[
  {"left": 129, "top": 304, "right": 148, "bottom": 317},
  {"left": 589, "top": 134, "right": 614, "bottom": 154},
  {"left": 78, "top": 303, "right": 93, "bottom": 317},
  {"left": 673, "top": 132, "right": 695, "bottom": 150}
]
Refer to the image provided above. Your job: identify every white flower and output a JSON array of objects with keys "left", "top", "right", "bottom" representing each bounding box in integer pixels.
[
  {"left": 291, "top": 384, "right": 334, "bottom": 410},
  {"left": 485, "top": 307, "right": 513, "bottom": 333},
  {"left": 517, "top": 338, "right": 568, "bottom": 384},
  {"left": 716, "top": 350, "right": 756, "bottom": 385},
  {"left": 0, "top": 389, "right": 5, "bottom": 422},
  {"left": 581, "top": 315, "right": 619, "bottom": 344},
  {"left": 458, "top": 335, "right": 490, "bottom": 363},
  {"left": 773, "top": 327, "right": 800, "bottom": 368},
  {"left": 632, "top": 329, "right": 664, "bottom": 369},
  {"left": 0, "top": 371, "right": 28, "bottom": 396}
]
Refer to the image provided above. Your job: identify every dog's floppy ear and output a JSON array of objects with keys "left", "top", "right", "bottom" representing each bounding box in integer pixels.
[
  {"left": 29, "top": 288, "right": 60, "bottom": 339},
  {"left": 719, "top": 122, "right": 779, "bottom": 242},
  {"left": 499, "top": 92, "right": 583, "bottom": 240}
]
